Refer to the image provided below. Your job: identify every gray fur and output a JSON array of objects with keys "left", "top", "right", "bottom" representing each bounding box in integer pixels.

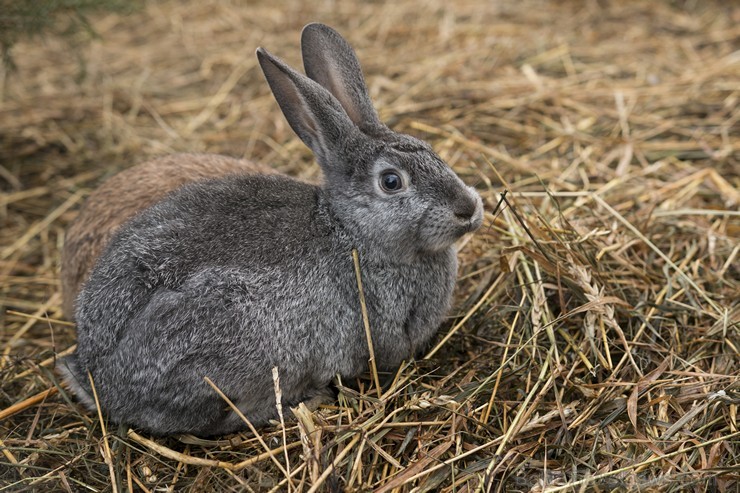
[{"left": 60, "top": 23, "right": 483, "bottom": 436}]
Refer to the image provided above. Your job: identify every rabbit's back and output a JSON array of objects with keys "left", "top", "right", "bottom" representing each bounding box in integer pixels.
[
  {"left": 74, "top": 174, "right": 331, "bottom": 358},
  {"left": 61, "top": 153, "right": 277, "bottom": 318}
]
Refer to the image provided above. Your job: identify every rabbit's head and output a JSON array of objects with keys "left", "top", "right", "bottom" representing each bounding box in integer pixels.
[{"left": 258, "top": 24, "right": 483, "bottom": 262}]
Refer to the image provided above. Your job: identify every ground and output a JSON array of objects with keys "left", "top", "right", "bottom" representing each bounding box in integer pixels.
[{"left": 1, "top": 0, "right": 738, "bottom": 491}]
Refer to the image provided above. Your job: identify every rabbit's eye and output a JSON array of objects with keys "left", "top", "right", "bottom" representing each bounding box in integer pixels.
[{"left": 380, "top": 171, "right": 403, "bottom": 192}]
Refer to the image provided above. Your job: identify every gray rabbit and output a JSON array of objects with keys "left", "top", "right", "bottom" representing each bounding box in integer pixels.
[{"left": 59, "top": 23, "right": 483, "bottom": 436}]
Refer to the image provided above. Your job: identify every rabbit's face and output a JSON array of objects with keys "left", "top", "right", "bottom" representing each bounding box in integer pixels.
[{"left": 329, "top": 134, "right": 483, "bottom": 261}]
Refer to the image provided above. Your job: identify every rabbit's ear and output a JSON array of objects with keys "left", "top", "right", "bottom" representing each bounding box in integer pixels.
[
  {"left": 257, "top": 48, "right": 356, "bottom": 165},
  {"left": 301, "top": 23, "right": 384, "bottom": 135}
]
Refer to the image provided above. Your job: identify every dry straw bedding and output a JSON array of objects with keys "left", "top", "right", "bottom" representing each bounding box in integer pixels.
[{"left": 1, "top": 0, "right": 738, "bottom": 491}]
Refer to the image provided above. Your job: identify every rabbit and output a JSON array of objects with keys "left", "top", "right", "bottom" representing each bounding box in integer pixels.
[
  {"left": 57, "top": 23, "right": 483, "bottom": 436},
  {"left": 61, "top": 154, "right": 279, "bottom": 319}
]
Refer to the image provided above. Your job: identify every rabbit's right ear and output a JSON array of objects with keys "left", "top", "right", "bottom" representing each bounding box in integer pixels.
[
  {"left": 257, "top": 48, "right": 357, "bottom": 167},
  {"left": 301, "top": 23, "right": 385, "bottom": 136}
]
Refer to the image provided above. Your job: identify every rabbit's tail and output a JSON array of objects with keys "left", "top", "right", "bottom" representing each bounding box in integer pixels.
[{"left": 57, "top": 355, "right": 97, "bottom": 412}]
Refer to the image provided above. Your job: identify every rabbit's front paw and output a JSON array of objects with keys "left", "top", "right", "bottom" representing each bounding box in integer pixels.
[{"left": 300, "top": 386, "right": 335, "bottom": 412}]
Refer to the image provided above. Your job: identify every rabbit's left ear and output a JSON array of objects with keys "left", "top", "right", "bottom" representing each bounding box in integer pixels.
[
  {"left": 301, "top": 23, "right": 385, "bottom": 135},
  {"left": 256, "top": 47, "right": 357, "bottom": 170}
]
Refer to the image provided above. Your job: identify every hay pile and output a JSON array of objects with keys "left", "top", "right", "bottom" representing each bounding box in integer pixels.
[{"left": 1, "top": 0, "right": 738, "bottom": 491}]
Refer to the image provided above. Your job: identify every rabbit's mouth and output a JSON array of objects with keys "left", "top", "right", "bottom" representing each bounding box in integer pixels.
[
  {"left": 417, "top": 217, "right": 481, "bottom": 254},
  {"left": 461, "top": 214, "right": 483, "bottom": 234}
]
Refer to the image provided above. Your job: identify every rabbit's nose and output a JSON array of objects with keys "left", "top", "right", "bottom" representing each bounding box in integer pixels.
[{"left": 453, "top": 196, "right": 479, "bottom": 222}]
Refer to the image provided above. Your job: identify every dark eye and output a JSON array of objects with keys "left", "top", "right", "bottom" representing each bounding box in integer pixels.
[{"left": 380, "top": 171, "right": 403, "bottom": 192}]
